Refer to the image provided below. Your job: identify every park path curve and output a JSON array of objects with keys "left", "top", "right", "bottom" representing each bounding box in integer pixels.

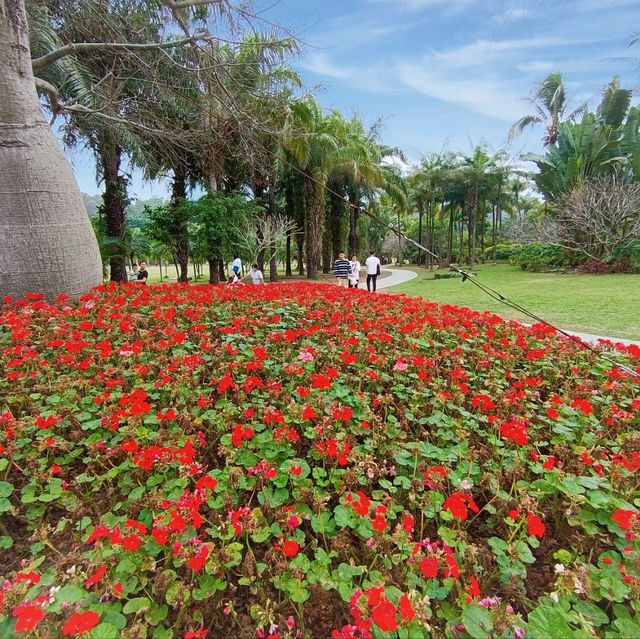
[
  {"left": 376, "top": 267, "right": 639, "bottom": 347},
  {"left": 375, "top": 268, "right": 418, "bottom": 290}
]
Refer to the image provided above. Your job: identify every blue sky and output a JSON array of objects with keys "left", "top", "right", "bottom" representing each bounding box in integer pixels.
[{"left": 67, "top": 0, "right": 640, "bottom": 198}]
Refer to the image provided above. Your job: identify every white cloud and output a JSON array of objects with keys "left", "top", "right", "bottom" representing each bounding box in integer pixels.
[
  {"left": 429, "top": 36, "right": 589, "bottom": 69},
  {"left": 394, "top": 62, "right": 527, "bottom": 122},
  {"left": 365, "top": 0, "right": 474, "bottom": 7},
  {"left": 517, "top": 60, "right": 556, "bottom": 74}
]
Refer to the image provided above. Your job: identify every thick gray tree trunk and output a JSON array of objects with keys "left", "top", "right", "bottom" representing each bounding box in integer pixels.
[{"left": 0, "top": 0, "right": 102, "bottom": 300}]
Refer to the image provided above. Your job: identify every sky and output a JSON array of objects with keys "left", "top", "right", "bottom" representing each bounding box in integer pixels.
[{"left": 67, "top": 0, "right": 640, "bottom": 199}]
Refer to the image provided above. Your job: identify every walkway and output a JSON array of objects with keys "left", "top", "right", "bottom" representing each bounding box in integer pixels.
[
  {"left": 376, "top": 268, "right": 418, "bottom": 290},
  {"left": 555, "top": 330, "right": 640, "bottom": 348},
  {"left": 376, "top": 268, "right": 639, "bottom": 347}
]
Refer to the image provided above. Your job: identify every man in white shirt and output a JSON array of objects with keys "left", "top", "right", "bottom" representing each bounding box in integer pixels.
[
  {"left": 249, "top": 263, "right": 264, "bottom": 285},
  {"left": 364, "top": 251, "right": 381, "bottom": 292}
]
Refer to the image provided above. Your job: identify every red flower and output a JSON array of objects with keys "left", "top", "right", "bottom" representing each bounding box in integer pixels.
[
  {"left": 571, "top": 398, "right": 593, "bottom": 416},
  {"left": 12, "top": 604, "right": 45, "bottom": 633},
  {"left": 15, "top": 571, "right": 40, "bottom": 585},
  {"left": 187, "top": 544, "right": 209, "bottom": 571},
  {"left": 546, "top": 407, "right": 560, "bottom": 419},
  {"left": 466, "top": 576, "right": 481, "bottom": 600},
  {"left": 85, "top": 565, "right": 107, "bottom": 588},
  {"left": 418, "top": 557, "right": 438, "bottom": 579},
  {"left": 370, "top": 598, "right": 398, "bottom": 632},
  {"left": 398, "top": 593, "right": 415, "bottom": 621},
  {"left": 371, "top": 515, "right": 386, "bottom": 532},
  {"left": 62, "top": 611, "right": 100, "bottom": 636},
  {"left": 289, "top": 464, "right": 302, "bottom": 476},
  {"left": 612, "top": 509, "right": 637, "bottom": 530},
  {"left": 184, "top": 628, "right": 208, "bottom": 639},
  {"left": 401, "top": 513, "right": 414, "bottom": 533},
  {"left": 527, "top": 513, "right": 546, "bottom": 538},
  {"left": 302, "top": 405, "right": 318, "bottom": 420},
  {"left": 281, "top": 540, "right": 300, "bottom": 558},
  {"left": 500, "top": 418, "right": 528, "bottom": 446},
  {"left": 443, "top": 492, "right": 479, "bottom": 521}
]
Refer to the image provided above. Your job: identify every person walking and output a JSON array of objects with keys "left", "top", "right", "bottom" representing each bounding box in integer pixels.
[
  {"left": 249, "top": 263, "right": 264, "bottom": 285},
  {"left": 365, "top": 251, "right": 381, "bottom": 292},
  {"left": 348, "top": 255, "right": 361, "bottom": 288},
  {"left": 333, "top": 251, "right": 351, "bottom": 288}
]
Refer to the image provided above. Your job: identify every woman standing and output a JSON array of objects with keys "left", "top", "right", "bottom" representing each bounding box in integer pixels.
[{"left": 348, "top": 255, "right": 361, "bottom": 288}]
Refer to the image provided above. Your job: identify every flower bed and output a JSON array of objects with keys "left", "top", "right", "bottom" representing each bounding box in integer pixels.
[{"left": 0, "top": 282, "right": 639, "bottom": 639}]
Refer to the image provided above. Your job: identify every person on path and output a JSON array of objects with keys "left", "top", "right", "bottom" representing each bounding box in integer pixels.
[
  {"left": 231, "top": 255, "right": 242, "bottom": 278},
  {"left": 249, "top": 263, "right": 264, "bottom": 285},
  {"left": 334, "top": 251, "right": 351, "bottom": 288},
  {"left": 348, "top": 255, "right": 361, "bottom": 288},
  {"left": 365, "top": 251, "right": 381, "bottom": 292},
  {"left": 136, "top": 261, "right": 149, "bottom": 285},
  {"left": 128, "top": 264, "right": 139, "bottom": 281}
]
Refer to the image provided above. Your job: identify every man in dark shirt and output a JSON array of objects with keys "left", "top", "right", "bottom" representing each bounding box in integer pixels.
[
  {"left": 137, "top": 261, "right": 149, "bottom": 284},
  {"left": 333, "top": 252, "right": 351, "bottom": 288}
]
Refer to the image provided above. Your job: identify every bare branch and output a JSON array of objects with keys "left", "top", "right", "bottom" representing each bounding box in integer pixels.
[{"left": 32, "top": 36, "right": 209, "bottom": 72}]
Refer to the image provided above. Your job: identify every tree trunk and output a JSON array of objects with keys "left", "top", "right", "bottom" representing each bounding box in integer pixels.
[
  {"left": 171, "top": 168, "right": 189, "bottom": 283},
  {"left": 296, "top": 226, "right": 305, "bottom": 276},
  {"left": 447, "top": 203, "right": 454, "bottom": 264},
  {"left": 305, "top": 179, "right": 323, "bottom": 279},
  {"left": 322, "top": 224, "right": 331, "bottom": 274},
  {"left": 217, "top": 258, "right": 225, "bottom": 282},
  {"left": 492, "top": 203, "right": 497, "bottom": 264},
  {"left": 329, "top": 193, "right": 344, "bottom": 259},
  {"left": 417, "top": 199, "right": 423, "bottom": 266},
  {"left": 0, "top": 0, "right": 102, "bottom": 300},
  {"left": 285, "top": 226, "right": 292, "bottom": 276},
  {"left": 208, "top": 258, "right": 218, "bottom": 284},
  {"left": 99, "top": 140, "right": 128, "bottom": 282},
  {"left": 348, "top": 198, "right": 360, "bottom": 257}
]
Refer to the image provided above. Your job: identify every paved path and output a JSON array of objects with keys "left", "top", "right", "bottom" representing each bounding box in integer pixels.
[
  {"left": 375, "top": 268, "right": 639, "bottom": 347},
  {"left": 375, "top": 268, "right": 418, "bottom": 290},
  {"left": 554, "top": 330, "right": 640, "bottom": 348}
]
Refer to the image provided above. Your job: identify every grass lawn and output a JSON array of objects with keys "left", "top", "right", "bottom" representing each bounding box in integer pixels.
[{"left": 392, "top": 263, "right": 640, "bottom": 340}]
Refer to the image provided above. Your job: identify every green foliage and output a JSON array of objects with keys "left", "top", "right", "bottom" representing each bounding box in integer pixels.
[
  {"left": 482, "top": 243, "right": 521, "bottom": 260},
  {"left": 188, "top": 193, "right": 261, "bottom": 262},
  {"left": 524, "top": 77, "right": 640, "bottom": 200},
  {"left": 510, "top": 243, "right": 577, "bottom": 271}
]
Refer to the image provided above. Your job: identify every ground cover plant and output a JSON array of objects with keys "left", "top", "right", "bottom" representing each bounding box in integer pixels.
[{"left": 0, "top": 282, "right": 639, "bottom": 639}]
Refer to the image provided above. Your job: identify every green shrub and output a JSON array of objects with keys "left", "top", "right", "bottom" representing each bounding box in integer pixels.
[
  {"left": 482, "top": 243, "right": 521, "bottom": 260},
  {"left": 511, "top": 243, "right": 577, "bottom": 271},
  {"left": 610, "top": 238, "right": 640, "bottom": 272}
]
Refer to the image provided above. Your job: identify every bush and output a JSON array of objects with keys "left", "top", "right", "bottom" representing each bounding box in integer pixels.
[
  {"left": 510, "top": 243, "right": 577, "bottom": 271},
  {"left": 610, "top": 238, "right": 640, "bottom": 272},
  {"left": 482, "top": 243, "right": 521, "bottom": 260}
]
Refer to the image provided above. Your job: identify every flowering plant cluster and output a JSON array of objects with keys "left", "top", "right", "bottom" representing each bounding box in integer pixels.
[{"left": 0, "top": 282, "right": 639, "bottom": 638}]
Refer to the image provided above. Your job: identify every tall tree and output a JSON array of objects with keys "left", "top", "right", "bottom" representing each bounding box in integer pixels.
[{"left": 509, "top": 72, "right": 586, "bottom": 147}]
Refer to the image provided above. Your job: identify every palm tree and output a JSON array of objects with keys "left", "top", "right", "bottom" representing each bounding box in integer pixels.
[{"left": 509, "top": 72, "right": 586, "bottom": 146}]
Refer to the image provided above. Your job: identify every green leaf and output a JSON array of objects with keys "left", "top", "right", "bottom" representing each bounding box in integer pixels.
[
  {"left": 311, "top": 512, "right": 336, "bottom": 535},
  {"left": 56, "top": 584, "right": 86, "bottom": 604},
  {"left": 0, "top": 481, "right": 13, "bottom": 498},
  {"left": 614, "top": 617, "right": 640, "bottom": 637},
  {"left": 89, "top": 623, "right": 118, "bottom": 639},
  {"left": 461, "top": 605, "right": 493, "bottom": 639},
  {"left": 526, "top": 605, "right": 577, "bottom": 639},
  {"left": 0, "top": 535, "right": 13, "bottom": 549},
  {"left": 123, "top": 597, "right": 151, "bottom": 614},
  {"left": 0, "top": 498, "right": 11, "bottom": 513}
]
